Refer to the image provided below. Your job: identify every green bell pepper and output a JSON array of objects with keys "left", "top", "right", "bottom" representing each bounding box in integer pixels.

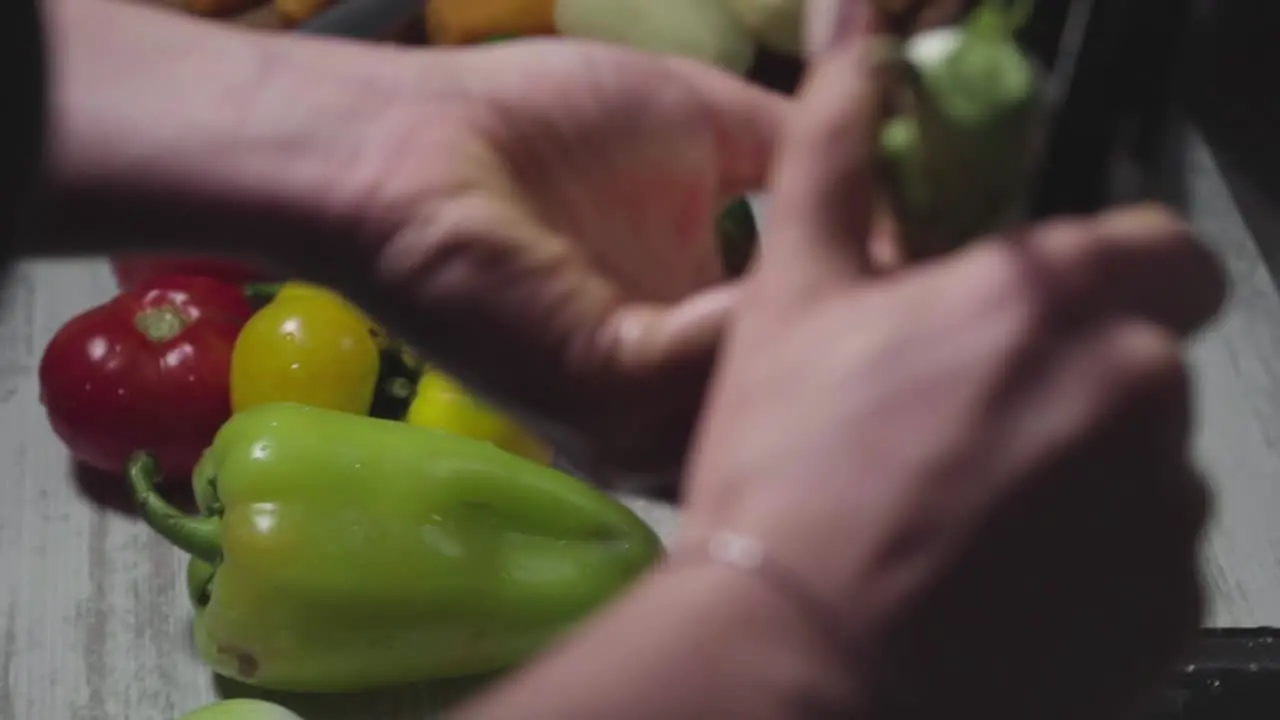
[
  {"left": 879, "top": 0, "right": 1044, "bottom": 259},
  {"left": 716, "top": 197, "right": 759, "bottom": 278},
  {"left": 186, "top": 554, "right": 215, "bottom": 607},
  {"left": 129, "top": 402, "right": 663, "bottom": 693},
  {"left": 176, "top": 699, "right": 302, "bottom": 719}
]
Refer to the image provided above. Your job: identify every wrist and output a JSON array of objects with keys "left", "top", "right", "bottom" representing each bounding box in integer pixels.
[
  {"left": 463, "top": 556, "right": 868, "bottom": 720},
  {"left": 681, "top": 498, "right": 909, "bottom": 697},
  {"left": 34, "top": 0, "right": 460, "bottom": 270},
  {"left": 650, "top": 555, "right": 870, "bottom": 716}
]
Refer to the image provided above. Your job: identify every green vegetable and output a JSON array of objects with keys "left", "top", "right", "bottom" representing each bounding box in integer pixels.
[
  {"left": 186, "top": 554, "right": 215, "bottom": 607},
  {"left": 878, "top": 0, "right": 1044, "bottom": 259},
  {"left": 716, "top": 197, "right": 759, "bottom": 278},
  {"left": 130, "top": 402, "right": 663, "bottom": 693},
  {"left": 723, "top": 0, "right": 803, "bottom": 56},
  {"left": 555, "top": 0, "right": 758, "bottom": 75},
  {"left": 176, "top": 699, "right": 302, "bottom": 720},
  {"left": 368, "top": 338, "right": 428, "bottom": 421}
]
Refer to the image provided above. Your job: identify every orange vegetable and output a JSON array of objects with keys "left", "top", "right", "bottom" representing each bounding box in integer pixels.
[
  {"left": 183, "top": 0, "right": 267, "bottom": 17},
  {"left": 275, "top": 0, "right": 332, "bottom": 27},
  {"left": 426, "top": 0, "right": 557, "bottom": 45}
]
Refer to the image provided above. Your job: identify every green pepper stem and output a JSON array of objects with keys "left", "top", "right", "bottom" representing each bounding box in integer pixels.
[
  {"left": 243, "top": 281, "right": 283, "bottom": 308},
  {"left": 127, "top": 452, "right": 223, "bottom": 564},
  {"left": 972, "top": 0, "right": 1035, "bottom": 37},
  {"left": 134, "top": 306, "right": 190, "bottom": 343}
]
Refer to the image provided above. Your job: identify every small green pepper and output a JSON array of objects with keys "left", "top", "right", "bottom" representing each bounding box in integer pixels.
[
  {"left": 176, "top": 699, "right": 301, "bottom": 719},
  {"left": 879, "top": 0, "right": 1044, "bottom": 258},
  {"left": 368, "top": 338, "right": 428, "bottom": 421},
  {"left": 129, "top": 402, "right": 663, "bottom": 693},
  {"left": 716, "top": 197, "right": 760, "bottom": 278}
]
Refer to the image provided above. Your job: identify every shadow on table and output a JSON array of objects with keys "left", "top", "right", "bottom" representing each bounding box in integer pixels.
[
  {"left": 214, "top": 673, "right": 500, "bottom": 719},
  {"left": 72, "top": 459, "right": 197, "bottom": 517}
]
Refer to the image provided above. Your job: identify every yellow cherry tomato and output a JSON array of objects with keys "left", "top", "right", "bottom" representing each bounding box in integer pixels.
[
  {"left": 405, "top": 372, "right": 554, "bottom": 465},
  {"left": 231, "top": 282, "right": 380, "bottom": 415},
  {"left": 273, "top": 281, "right": 391, "bottom": 349}
]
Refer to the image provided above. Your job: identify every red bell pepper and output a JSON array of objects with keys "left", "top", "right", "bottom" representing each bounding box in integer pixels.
[{"left": 38, "top": 275, "right": 254, "bottom": 478}]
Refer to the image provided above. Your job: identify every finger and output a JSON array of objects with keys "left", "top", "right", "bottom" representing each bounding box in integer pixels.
[
  {"left": 992, "top": 203, "right": 1227, "bottom": 336},
  {"left": 603, "top": 282, "right": 740, "bottom": 375},
  {"left": 760, "top": 12, "right": 896, "bottom": 294},
  {"left": 591, "top": 282, "right": 742, "bottom": 472},
  {"left": 994, "top": 319, "right": 1191, "bottom": 497},
  {"left": 660, "top": 57, "right": 789, "bottom": 198},
  {"left": 804, "top": 0, "right": 878, "bottom": 56},
  {"left": 1088, "top": 204, "right": 1227, "bottom": 334}
]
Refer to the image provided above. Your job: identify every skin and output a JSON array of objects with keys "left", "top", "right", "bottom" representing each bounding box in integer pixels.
[
  {"left": 459, "top": 10, "right": 1225, "bottom": 720},
  {"left": 37, "top": 0, "right": 782, "bottom": 491},
  {"left": 20, "top": 0, "right": 1226, "bottom": 718}
]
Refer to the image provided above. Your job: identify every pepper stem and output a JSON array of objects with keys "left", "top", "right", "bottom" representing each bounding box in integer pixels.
[
  {"left": 243, "top": 281, "right": 283, "bottom": 308},
  {"left": 134, "top": 306, "right": 188, "bottom": 343},
  {"left": 972, "top": 0, "right": 1035, "bottom": 37},
  {"left": 126, "top": 452, "right": 223, "bottom": 564}
]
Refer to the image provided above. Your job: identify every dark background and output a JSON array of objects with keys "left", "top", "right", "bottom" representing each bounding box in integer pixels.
[
  {"left": 1024, "top": 0, "right": 1278, "bottom": 254},
  {"left": 1189, "top": 1, "right": 1280, "bottom": 265}
]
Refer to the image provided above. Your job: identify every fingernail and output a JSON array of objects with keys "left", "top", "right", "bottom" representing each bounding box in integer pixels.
[{"left": 1095, "top": 203, "right": 1188, "bottom": 237}]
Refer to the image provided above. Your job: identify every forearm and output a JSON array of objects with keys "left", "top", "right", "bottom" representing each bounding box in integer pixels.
[
  {"left": 29, "top": 0, "right": 429, "bottom": 264},
  {"left": 452, "top": 561, "right": 862, "bottom": 720}
]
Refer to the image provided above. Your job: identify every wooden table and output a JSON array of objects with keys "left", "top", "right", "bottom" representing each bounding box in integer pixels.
[{"left": 2, "top": 27, "right": 1279, "bottom": 713}]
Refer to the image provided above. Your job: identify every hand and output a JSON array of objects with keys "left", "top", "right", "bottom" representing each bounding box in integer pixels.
[
  {"left": 40, "top": 0, "right": 783, "bottom": 490},
  {"left": 314, "top": 40, "right": 786, "bottom": 491},
  {"left": 681, "top": 23, "right": 1225, "bottom": 720}
]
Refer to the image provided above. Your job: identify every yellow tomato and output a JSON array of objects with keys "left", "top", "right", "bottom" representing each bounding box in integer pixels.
[
  {"left": 274, "top": 281, "right": 391, "bottom": 349},
  {"left": 405, "top": 372, "right": 554, "bottom": 465},
  {"left": 230, "top": 283, "right": 380, "bottom": 415}
]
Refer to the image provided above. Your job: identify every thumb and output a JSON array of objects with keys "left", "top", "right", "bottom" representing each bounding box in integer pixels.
[{"left": 758, "top": 3, "right": 896, "bottom": 297}]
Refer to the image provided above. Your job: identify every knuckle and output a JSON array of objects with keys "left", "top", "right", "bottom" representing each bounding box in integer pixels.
[
  {"left": 1097, "top": 321, "right": 1188, "bottom": 407},
  {"left": 964, "top": 240, "right": 1033, "bottom": 307},
  {"left": 1042, "top": 216, "right": 1117, "bottom": 272},
  {"left": 1027, "top": 216, "right": 1118, "bottom": 313},
  {"left": 377, "top": 197, "right": 538, "bottom": 305},
  {"left": 961, "top": 238, "right": 1061, "bottom": 347},
  {"left": 974, "top": 219, "right": 1101, "bottom": 333},
  {"left": 1027, "top": 208, "right": 1224, "bottom": 333}
]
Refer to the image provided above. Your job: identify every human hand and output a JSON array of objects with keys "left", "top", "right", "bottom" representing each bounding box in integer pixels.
[
  {"left": 40, "top": 0, "right": 784, "bottom": 490},
  {"left": 301, "top": 39, "right": 785, "bottom": 491},
  {"left": 680, "top": 20, "right": 1225, "bottom": 720}
]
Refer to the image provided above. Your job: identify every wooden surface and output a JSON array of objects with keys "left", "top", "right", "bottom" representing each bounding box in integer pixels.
[{"left": 3, "top": 129, "right": 1280, "bottom": 718}]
